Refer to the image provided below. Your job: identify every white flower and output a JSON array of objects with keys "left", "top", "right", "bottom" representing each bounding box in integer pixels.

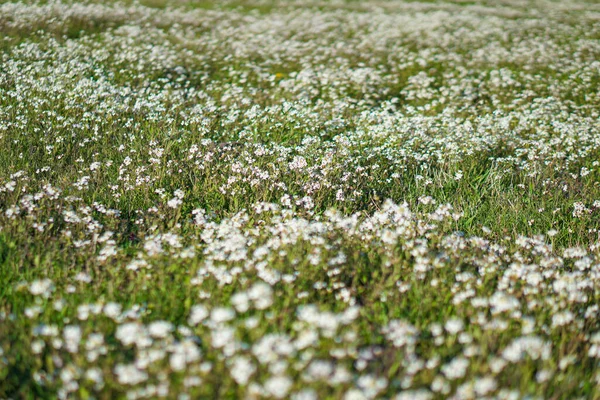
[
  {"left": 230, "top": 356, "right": 256, "bottom": 385},
  {"left": 63, "top": 325, "right": 82, "bottom": 353},
  {"left": 114, "top": 364, "right": 148, "bottom": 385},
  {"left": 292, "top": 389, "right": 318, "bottom": 400},
  {"left": 304, "top": 360, "right": 333, "bottom": 381},
  {"left": 211, "top": 307, "right": 235, "bottom": 324},
  {"left": 288, "top": 156, "right": 307, "bottom": 171},
  {"left": 231, "top": 292, "right": 250, "bottom": 313},
  {"left": 29, "top": 279, "right": 54, "bottom": 297},
  {"left": 170, "top": 340, "right": 201, "bottom": 371},
  {"left": 445, "top": 318, "right": 464, "bottom": 334},
  {"left": 115, "top": 323, "right": 150, "bottom": 347},
  {"left": 31, "top": 340, "right": 45, "bottom": 354},
  {"left": 474, "top": 377, "right": 497, "bottom": 396},
  {"left": 441, "top": 357, "right": 469, "bottom": 380},
  {"left": 344, "top": 389, "right": 367, "bottom": 400},
  {"left": 536, "top": 369, "right": 553, "bottom": 383},
  {"left": 264, "top": 375, "right": 293, "bottom": 399},
  {"left": 382, "top": 320, "right": 418, "bottom": 348},
  {"left": 248, "top": 282, "right": 273, "bottom": 310},
  {"left": 394, "top": 390, "right": 433, "bottom": 400},
  {"left": 168, "top": 197, "right": 183, "bottom": 209},
  {"left": 188, "top": 305, "right": 209, "bottom": 326},
  {"left": 86, "top": 367, "right": 104, "bottom": 388},
  {"left": 148, "top": 321, "right": 173, "bottom": 338},
  {"left": 490, "top": 292, "right": 520, "bottom": 314},
  {"left": 211, "top": 326, "right": 235, "bottom": 349},
  {"left": 551, "top": 311, "right": 574, "bottom": 328},
  {"left": 357, "top": 374, "right": 388, "bottom": 398},
  {"left": 502, "top": 336, "right": 551, "bottom": 363},
  {"left": 104, "top": 302, "right": 122, "bottom": 319}
]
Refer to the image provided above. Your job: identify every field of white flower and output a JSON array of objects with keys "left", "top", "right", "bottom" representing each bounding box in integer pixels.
[{"left": 1, "top": 0, "right": 600, "bottom": 398}]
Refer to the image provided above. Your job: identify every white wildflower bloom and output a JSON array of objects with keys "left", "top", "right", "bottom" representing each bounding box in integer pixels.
[
  {"left": 253, "top": 334, "right": 295, "bottom": 365},
  {"left": 248, "top": 281, "right": 273, "bottom": 309},
  {"left": 188, "top": 305, "right": 209, "bottom": 326},
  {"left": 144, "top": 236, "right": 164, "bottom": 256},
  {"left": 230, "top": 356, "right": 256, "bottom": 385},
  {"left": 344, "top": 389, "right": 367, "bottom": 400},
  {"left": 25, "top": 305, "right": 42, "bottom": 318},
  {"left": 31, "top": 340, "right": 45, "bottom": 354},
  {"left": 551, "top": 311, "right": 574, "bottom": 328},
  {"left": 169, "top": 339, "right": 201, "bottom": 371},
  {"left": 167, "top": 197, "right": 183, "bottom": 209},
  {"left": 184, "top": 376, "right": 202, "bottom": 388},
  {"left": 264, "top": 375, "right": 293, "bottom": 399},
  {"left": 304, "top": 360, "right": 333, "bottom": 381},
  {"left": 502, "top": 337, "right": 552, "bottom": 363},
  {"left": 114, "top": 364, "right": 148, "bottom": 385},
  {"left": 288, "top": 156, "right": 308, "bottom": 171},
  {"left": 211, "top": 326, "right": 235, "bottom": 350},
  {"left": 295, "top": 329, "right": 318, "bottom": 350},
  {"left": 104, "top": 302, "right": 122, "bottom": 319},
  {"left": 210, "top": 307, "right": 235, "bottom": 324},
  {"left": 445, "top": 318, "right": 464, "bottom": 335},
  {"left": 490, "top": 292, "right": 520, "bottom": 314},
  {"left": 394, "top": 390, "right": 433, "bottom": 400},
  {"left": 115, "top": 323, "right": 150, "bottom": 348},
  {"left": 85, "top": 333, "right": 106, "bottom": 362},
  {"left": 474, "top": 377, "right": 497, "bottom": 396},
  {"left": 126, "top": 259, "right": 149, "bottom": 271},
  {"left": 536, "top": 369, "right": 553, "bottom": 383},
  {"left": 231, "top": 292, "right": 250, "bottom": 313},
  {"left": 572, "top": 202, "right": 590, "bottom": 218},
  {"left": 589, "top": 332, "right": 600, "bottom": 357},
  {"left": 86, "top": 368, "right": 104, "bottom": 388},
  {"left": 382, "top": 320, "right": 419, "bottom": 348},
  {"left": 29, "top": 279, "right": 54, "bottom": 297},
  {"left": 148, "top": 321, "right": 173, "bottom": 338},
  {"left": 74, "top": 272, "right": 92, "bottom": 283},
  {"left": 441, "top": 357, "right": 469, "bottom": 380},
  {"left": 63, "top": 325, "right": 82, "bottom": 353},
  {"left": 292, "top": 389, "right": 318, "bottom": 400},
  {"left": 357, "top": 374, "right": 388, "bottom": 398}
]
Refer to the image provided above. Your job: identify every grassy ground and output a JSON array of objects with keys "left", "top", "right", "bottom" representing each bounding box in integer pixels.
[{"left": 1, "top": 0, "right": 600, "bottom": 398}]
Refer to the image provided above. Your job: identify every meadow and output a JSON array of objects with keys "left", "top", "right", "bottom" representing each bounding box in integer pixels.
[{"left": 1, "top": 0, "right": 600, "bottom": 398}]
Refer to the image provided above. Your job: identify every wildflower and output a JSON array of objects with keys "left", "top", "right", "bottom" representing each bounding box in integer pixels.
[
  {"left": 29, "top": 279, "right": 54, "bottom": 297},
  {"left": 230, "top": 356, "right": 256, "bottom": 385},
  {"left": 188, "top": 305, "right": 209, "bottom": 326},
  {"left": 264, "top": 375, "right": 293, "bottom": 399},
  {"left": 148, "top": 321, "right": 173, "bottom": 338},
  {"left": 248, "top": 282, "right": 273, "bottom": 310},
  {"left": 114, "top": 364, "right": 148, "bottom": 385}
]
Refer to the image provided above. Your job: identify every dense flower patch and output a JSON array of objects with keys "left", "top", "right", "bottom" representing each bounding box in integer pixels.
[{"left": 1, "top": 0, "right": 600, "bottom": 398}]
